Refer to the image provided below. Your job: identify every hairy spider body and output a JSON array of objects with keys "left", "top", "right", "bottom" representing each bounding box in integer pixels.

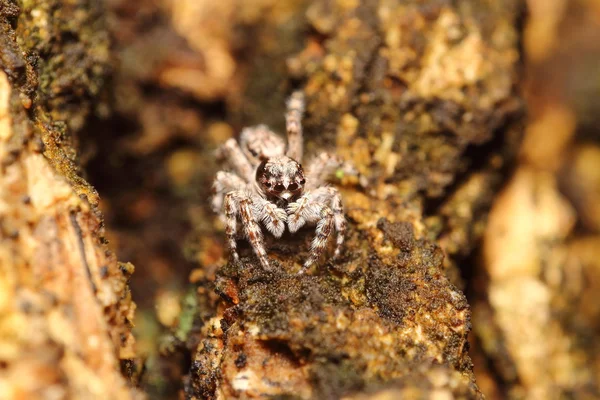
[{"left": 212, "top": 91, "right": 346, "bottom": 273}]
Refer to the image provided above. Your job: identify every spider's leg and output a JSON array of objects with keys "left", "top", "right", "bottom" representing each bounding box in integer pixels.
[
  {"left": 287, "top": 191, "right": 318, "bottom": 233},
  {"left": 253, "top": 198, "right": 287, "bottom": 238},
  {"left": 240, "top": 125, "right": 286, "bottom": 163},
  {"left": 216, "top": 138, "right": 254, "bottom": 182},
  {"left": 305, "top": 152, "right": 343, "bottom": 190},
  {"left": 285, "top": 91, "right": 305, "bottom": 162},
  {"left": 313, "top": 187, "right": 346, "bottom": 258},
  {"left": 302, "top": 204, "right": 334, "bottom": 273},
  {"left": 211, "top": 171, "right": 247, "bottom": 213},
  {"left": 224, "top": 191, "right": 242, "bottom": 264},
  {"left": 287, "top": 192, "right": 334, "bottom": 273},
  {"left": 224, "top": 191, "right": 271, "bottom": 270}
]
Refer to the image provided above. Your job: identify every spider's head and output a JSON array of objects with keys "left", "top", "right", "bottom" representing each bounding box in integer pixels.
[
  {"left": 256, "top": 155, "right": 305, "bottom": 201},
  {"left": 240, "top": 125, "right": 286, "bottom": 164}
]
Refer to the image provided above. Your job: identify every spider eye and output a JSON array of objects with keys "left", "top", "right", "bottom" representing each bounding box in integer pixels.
[
  {"left": 274, "top": 183, "right": 285, "bottom": 192},
  {"left": 249, "top": 148, "right": 259, "bottom": 157},
  {"left": 288, "top": 183, "right": 298, "bottom": 191},
  {"left": 264, "top": 182, "right": 272, "bottom": 188},
  {"left": 300, "top": 179, "right": 306, "bottom": 185}
]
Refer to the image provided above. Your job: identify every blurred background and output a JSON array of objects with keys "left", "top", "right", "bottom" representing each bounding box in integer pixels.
[{"left": 73, "top": 0, "right": 600, "bottom": 398}]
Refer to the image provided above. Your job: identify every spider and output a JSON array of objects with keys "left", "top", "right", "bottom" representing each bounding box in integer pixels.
[{"left": 211, "top": 91, "right": 346, "bottom": 274}]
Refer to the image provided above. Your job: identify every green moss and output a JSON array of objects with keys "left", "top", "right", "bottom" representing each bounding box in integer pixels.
[{"left": 174, "top": 287, "right": 200, "bottom": 343}]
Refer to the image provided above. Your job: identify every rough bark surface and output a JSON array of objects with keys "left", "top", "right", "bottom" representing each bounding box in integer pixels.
[
  {"left": 180, "top": 1, "right": 524, "bottom": 399},
  {"left": 6, "top": 0, "right": 599, "bottom": 400},
  {"left": 472, "top": 1, "right": 600, "bottom": 398},
  {"left": 0, "top": 1, "right": 140, "bottom": 399}
]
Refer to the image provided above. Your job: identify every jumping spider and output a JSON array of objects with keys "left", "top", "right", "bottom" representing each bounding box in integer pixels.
[{"left": 212, "top": 91, "right": 346, "bottom": 274}]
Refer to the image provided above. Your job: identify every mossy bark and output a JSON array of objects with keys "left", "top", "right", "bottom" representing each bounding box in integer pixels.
[
  {"left": 182, "top": 1, "right": 525, "bottom": 399},
  {"left": 0, "top": 1, "right": 140, "bottom": 399},
  {"left": 1, "top": 0, "right": 531, "bottom": 399}
]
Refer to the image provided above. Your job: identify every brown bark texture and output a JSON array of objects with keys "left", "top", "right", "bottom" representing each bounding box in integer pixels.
[
  {"left": 1, "top": 0, "right": 600, "bottom": 399},
  {"left": 0, "top": 1, "right": 140, "bottom": 399},
  {"left": 181, "top": 1, "right": 523, "bottom": 399}
]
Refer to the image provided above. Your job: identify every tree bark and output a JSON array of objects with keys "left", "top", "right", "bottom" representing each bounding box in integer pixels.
[
  {"left": 183, "top": 0, "right": 525, "bottom": 399},
  {"left": 0, "top": 2, "right": 140, "bottom": 399},
  {"left": 0, "top": 0, "right": 537, "bottom": 399}
]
